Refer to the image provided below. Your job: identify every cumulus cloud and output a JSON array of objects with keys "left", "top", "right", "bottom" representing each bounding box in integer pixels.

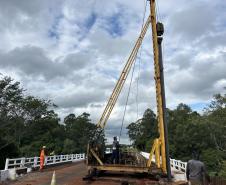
[
  {"left": 0, "top": 46, "right": 91, "bottom": 80},
  {"left": 0, "top": 0, "right": 226, "bottom": 143},
  {"left": 170, "top": 4, "right": 216, "bottom": 40},
  {"left": 55, "top": 88, "right": 106, "bottom": 108}
]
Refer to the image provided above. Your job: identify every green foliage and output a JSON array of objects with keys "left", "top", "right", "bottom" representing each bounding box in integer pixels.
[
  {"left": 0, "top": 76, "right": 104, "bottom": 169},
  {"left": 201, "top": 149, "right": 223, "bottom": 173},
  {"left": 63, "top": 112, "right": 101, "bottom": 153},
  {"left": 63, "top": 139, "right": 76, "bottom": 154},
  {"left": 219, "top": 161, "right": 226, "bottom": 178},
  {"left": 127, "top": 95, "right": 226, "bottom": 176},
  {"left": 127, "top": 108, "right": 158, "bottom": 152}
]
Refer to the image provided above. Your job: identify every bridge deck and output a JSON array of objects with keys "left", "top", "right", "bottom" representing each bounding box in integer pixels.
[
  {"left": 3, "top": 161, "right": 112, "bottom": 185},
  {"left": 1, "top": 161, "right": 186, "bottom": 185}
]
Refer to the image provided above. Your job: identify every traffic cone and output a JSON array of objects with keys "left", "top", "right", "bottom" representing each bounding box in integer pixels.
[{"left": 50, "top": 171, "right": 56, "bottom": 185}]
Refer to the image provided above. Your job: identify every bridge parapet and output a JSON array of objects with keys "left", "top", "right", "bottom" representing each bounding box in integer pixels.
[
  {"left": 4, "top": 153, "right": 85, "bottom": 170},
  {"left": 140, "top": 152, "right": 187, "bottom": 173},
  {"left": 0, "top": 153, "right": 85, "bottom": 182},
  {"left": 170, "top": 158, "right": 187, "bottom": 172},
  {"left": 140, "top": 152, "right": 187, "bottom": 182}
]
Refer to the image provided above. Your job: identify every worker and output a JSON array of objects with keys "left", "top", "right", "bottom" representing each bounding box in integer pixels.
[
  {"left": 112, "top": 136, "right": 120, "bottom": 164},
  {"left": 40, "top": 146, "right": 46, "bottom": 171},
  {"left": 186, "top": 151, "right": 210, "bottom": 185}
]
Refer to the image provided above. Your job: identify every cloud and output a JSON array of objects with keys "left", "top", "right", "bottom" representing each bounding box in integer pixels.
[
  {"left": 0, "top": 0, "right": 226, "bottom": 144},
  {"left": 169, "top": 4, "right": 216, "bottom": 41},
  {"left": 63, "top": 52, "right": 91, "bottom": 70},
  {"left": 0, "top": 46, "right": 92, "bottom": 80},
  {"left": 0, "top": 46, "right": 64, "bottom": 79},
  {"left": 55, "top": 88, "right": 105, "bottom": 108}
]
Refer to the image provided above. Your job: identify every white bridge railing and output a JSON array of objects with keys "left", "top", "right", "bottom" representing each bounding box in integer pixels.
[
  {"left": 4, "top": 154, "right": 85, "bottom": 170},
  {"left": 140, "top": 152, "right": 187, "bottom": 181},
  {"left": 140, "top": 152, "right": 187, "bottom": 173},
  {"left": 170, "top": 158, "right": 187, "bottom": 172}
]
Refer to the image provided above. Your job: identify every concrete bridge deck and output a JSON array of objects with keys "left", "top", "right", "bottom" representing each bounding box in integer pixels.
[
  {"left": 1, "top": 161, "right": 186, "bottom": 185},
  {"left": 2, "top": 161, "right": 109, "bottom": 185}
]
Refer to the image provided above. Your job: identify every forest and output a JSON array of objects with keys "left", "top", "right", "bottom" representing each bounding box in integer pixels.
[
  {"left": 127, "top": 97, "right": 226, "bottom": 176},
  {"left": 0, "top": 76, "right": 226, "bottom": 177}
]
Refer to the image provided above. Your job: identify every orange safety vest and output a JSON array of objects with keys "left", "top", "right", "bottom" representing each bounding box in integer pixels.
[
  {"left": 40, "top": 149, "right": 45, "bottom": 159},
  {"left": 40, "top": 149, "right": 45, "bottom": 170}
]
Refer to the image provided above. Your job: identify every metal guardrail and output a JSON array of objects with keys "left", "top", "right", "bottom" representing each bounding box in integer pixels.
[{"left": 4, "top": 154, "right": 85, "bottom": 170}]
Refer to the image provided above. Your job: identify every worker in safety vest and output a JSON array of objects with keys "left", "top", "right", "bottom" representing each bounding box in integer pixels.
[
  {"left": 40, "top": 146, "right": 46, "bottom": 171},
  {"left": 186, "top": 152, "right": 210, "bottom": 185},
  {"left": 112, "top": 136, "right": 120, "bottom": 164}
]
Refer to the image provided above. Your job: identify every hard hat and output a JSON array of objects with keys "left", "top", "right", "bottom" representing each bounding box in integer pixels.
[{"left": 43, "top": 146, "right": 46, "bottom": 149}]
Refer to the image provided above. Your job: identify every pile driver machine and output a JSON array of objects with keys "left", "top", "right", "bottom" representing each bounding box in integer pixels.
[{"left": 86, "top": 0, "right": 171, "bottom": 181}]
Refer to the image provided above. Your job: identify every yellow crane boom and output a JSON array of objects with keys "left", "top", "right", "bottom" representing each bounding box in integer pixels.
[{"left": 97, "top": 15, "right": 151, "bottom": 129}]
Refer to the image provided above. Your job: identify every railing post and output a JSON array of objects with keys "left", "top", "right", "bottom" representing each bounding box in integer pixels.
[
  {"left": 170, "top": 159, "right": 174, "bottom": 168},
  {"left": 34, "top": 157, "right": 37, "bottom": 168},
  {"left": 60, "top": 155, "right": 62, "bottom": 162},
  {"left": 21, "top": 157, "right": 26, "bottom": 168},
  {"left": 184, "top": 162, "right": 187, "bottom": 171},
  {"left": 53, "top": 155, "right": 56, "bottom": 164},
  {"left": 45, "top": 156, "right": 48, "bottom": 165},
  {"left": 179, "top": 160, "right": 182, "bottom": 171},
  {"left": 5, "top": 158, "right": 9, "bottom": 170}
]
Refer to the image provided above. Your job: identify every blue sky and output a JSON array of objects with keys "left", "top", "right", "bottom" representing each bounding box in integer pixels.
[{"left": 0, "top": 0, "right": 226, "bottom": 143}]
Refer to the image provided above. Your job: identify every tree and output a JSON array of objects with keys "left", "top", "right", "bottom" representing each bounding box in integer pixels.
[
  {"left": 205, "top": 94, "right": 226, "bottom": 154},
  {"left": 0, "top": 76, "right": 104, "bottom": 169},
  {"left": 127, "top": 108, "right": 158, "bottom": 151},
  {"left": 63, "top": 112, "right": 105, "bottom": 153},
  {"left": 0, "top": 77, "right": 24, "bottom": 168},
  {"left": 127, "top": 101, "right": 226, "bottom": 175},
  {"left": 0, "top": 76, "right": 62, "bottom": 167},
  {"left": 167, "top": 104, "right": 203, "bottom": 160},
  {"left": 204, "top": 94, "right": 226, "bottom": 175}
]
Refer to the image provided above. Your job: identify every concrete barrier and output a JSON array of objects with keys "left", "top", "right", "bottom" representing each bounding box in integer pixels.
[{"left": 0, "top": 170, "right": 9, "bottom": 182}]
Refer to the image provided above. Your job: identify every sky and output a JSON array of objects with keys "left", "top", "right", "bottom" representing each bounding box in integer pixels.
[{"left": 0, "top": 0, "right": 226, "bottom": 144}]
